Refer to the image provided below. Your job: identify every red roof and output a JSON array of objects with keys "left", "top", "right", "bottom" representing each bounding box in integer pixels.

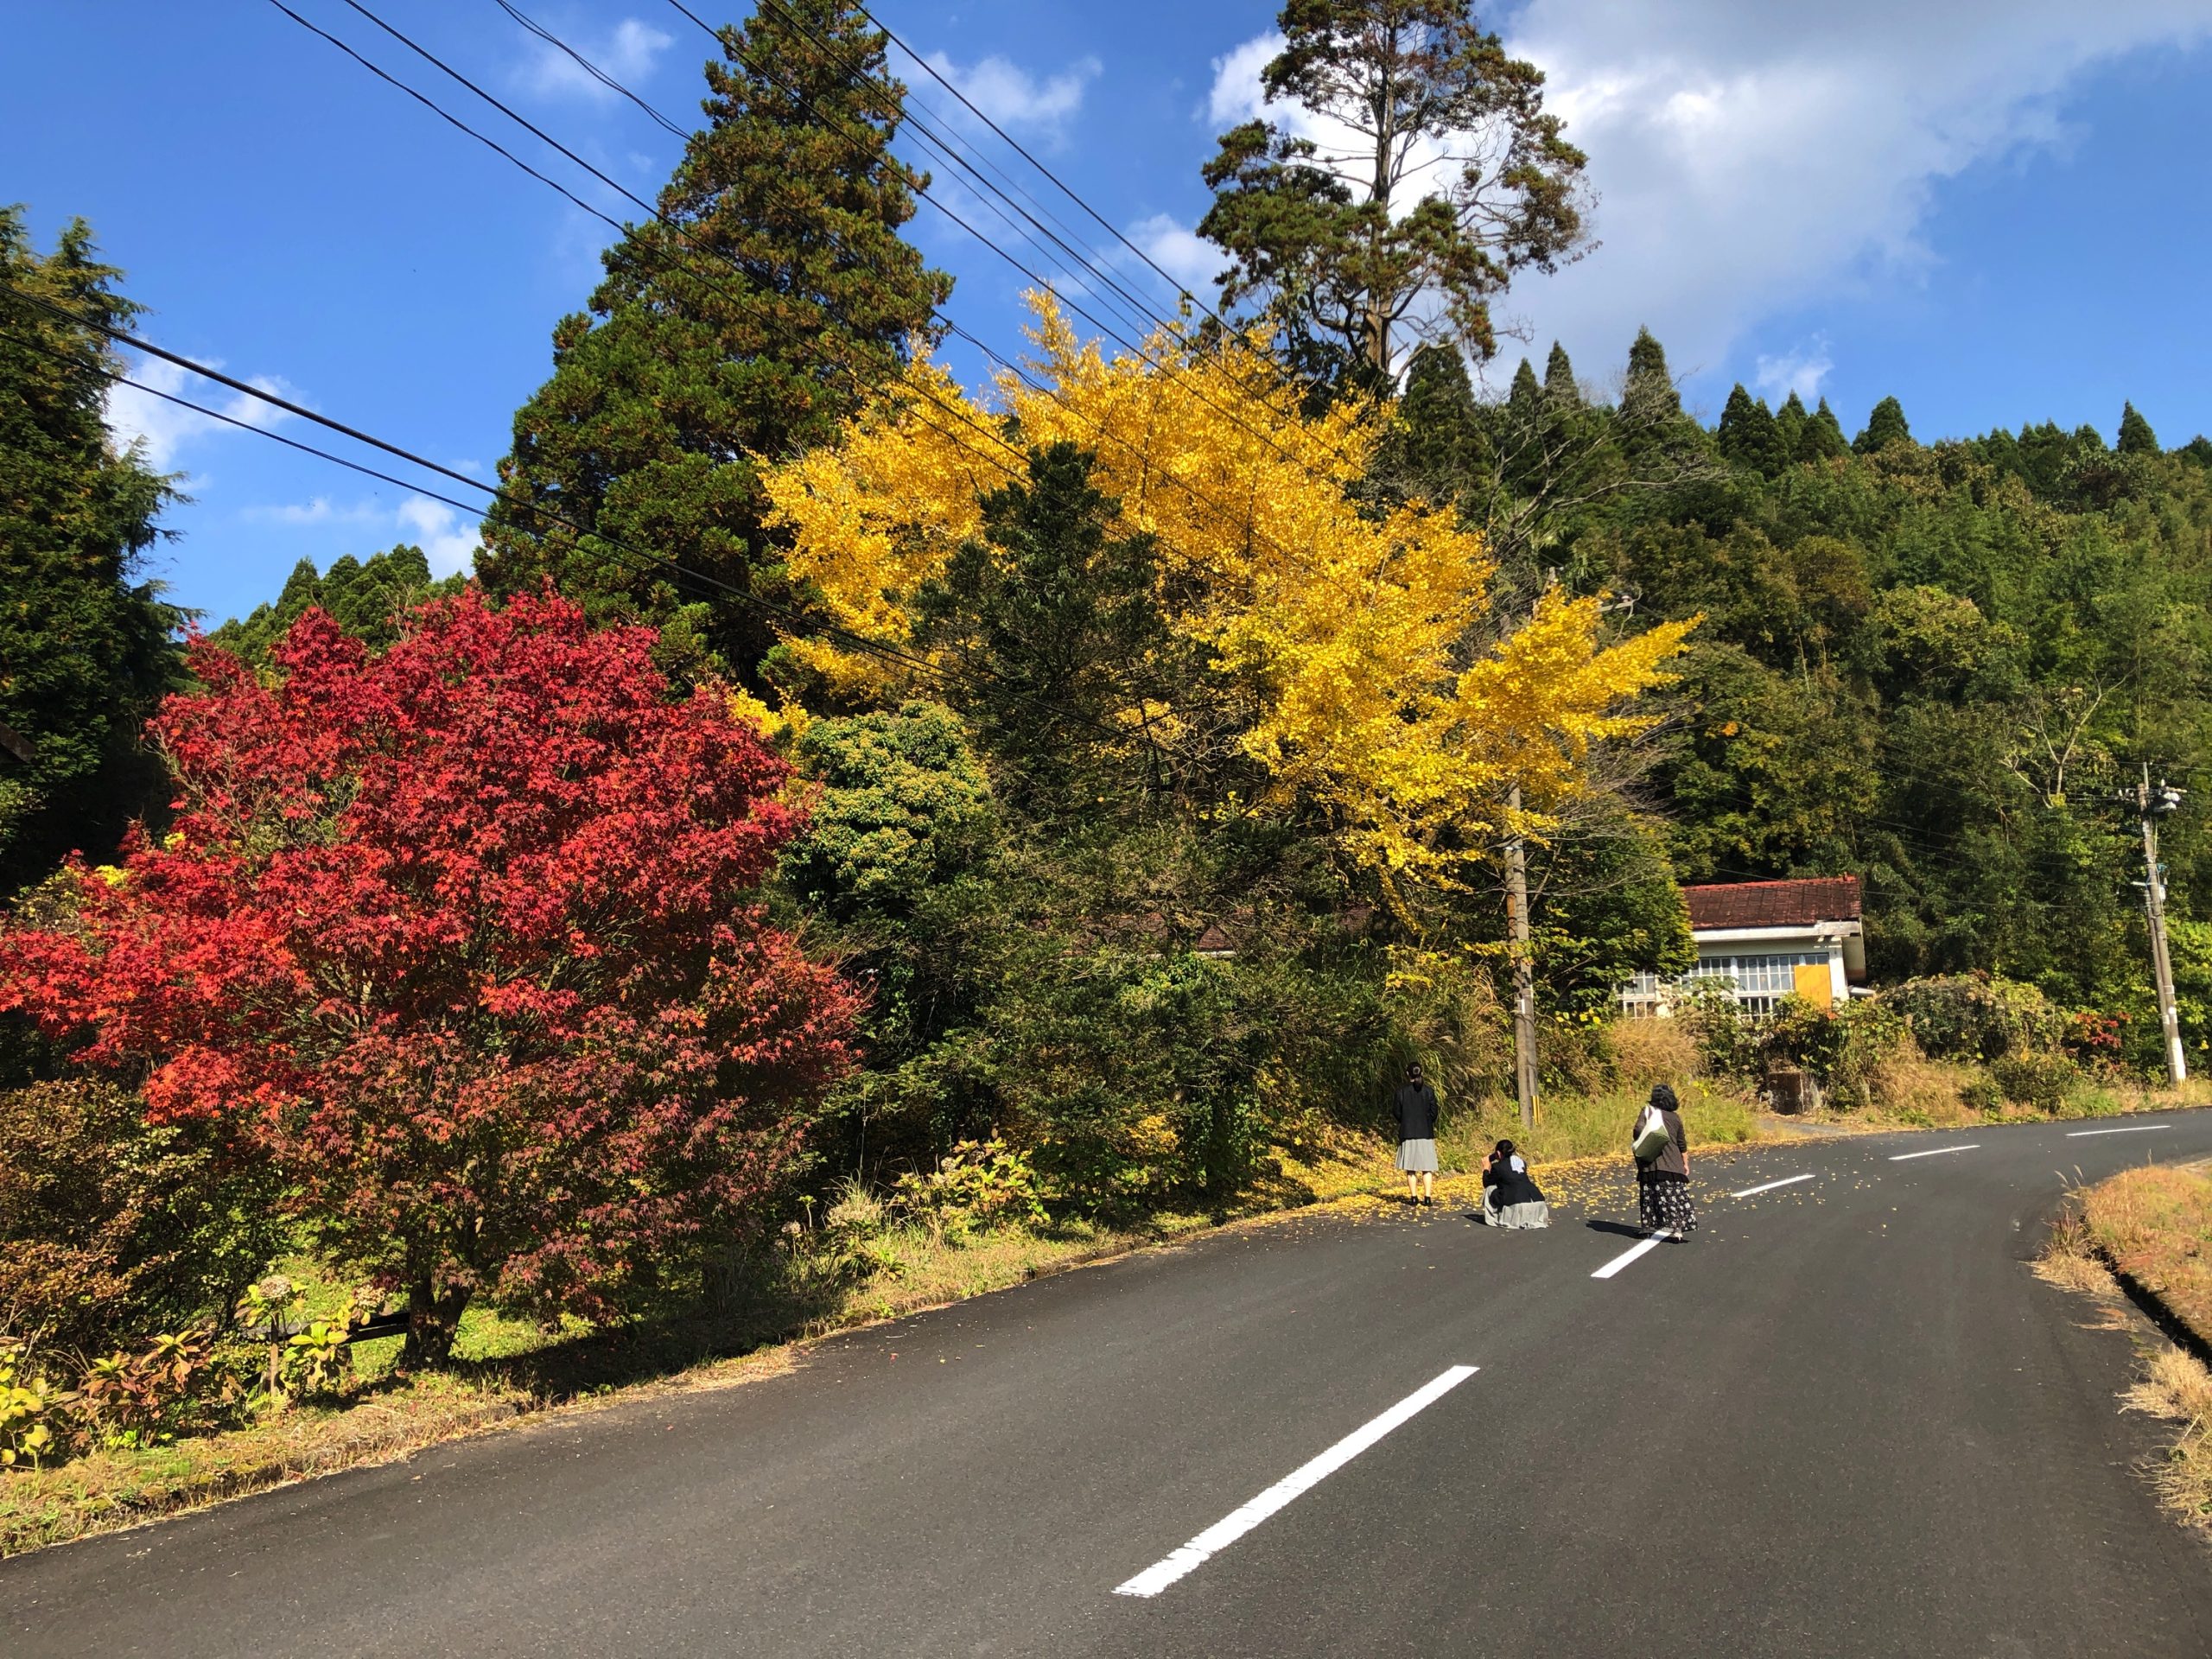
[{"left": 1682, "top": 876, "right": 1861, "bottom": 931}]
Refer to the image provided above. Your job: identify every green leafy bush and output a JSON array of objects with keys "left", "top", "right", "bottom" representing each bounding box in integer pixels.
[
  {"left": 891, "top": 1139, "right": 1046, "bottom": 1238},
  {"left": 1764, "top": 995, "right": 1909, "bottom": 1106},
  {"left": 1990, "top": 1050, "right": 2077, "bottom": 1113},
  {"left": 0, "top": 1079, "right": 289, "bottom": 1360},
  {"left": 1885, "top": 975, "right": 2067, "bottom": 1063}
]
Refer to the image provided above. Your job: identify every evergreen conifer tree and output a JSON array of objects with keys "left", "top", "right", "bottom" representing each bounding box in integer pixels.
[
  {"left": 1717, "top": 385, "right": 1786, "bottom": 475},
  {"left": 0, "top": 209, "right": 183, "bottom": 893},
  {"left": 479, "top": 0, "right": 952, "bottom": 682},
  {"left": 1774, "top": 391, "right": 1808, "bottom": 460},
  {"left": 1543, "top": 340, "right": 1580, "bottom": 410},
  {"left": 1797, "top": 397, "right": 1850, "bottom": 462},
  {"left": 1853, "top": 396, "right": 1912, "bottom": 454},
  {"left": 1501, "top": 356, "right": 1546, "bottom": 493},
  {"left": 1378, "top": 343, "right": 1489, "bottom": 507},
  {"left": 1621, "top": 327, "right": 1681, "bottom": 423},
  {"left": 2117, "top": 402, "right": 2159, "bottom": 455}
]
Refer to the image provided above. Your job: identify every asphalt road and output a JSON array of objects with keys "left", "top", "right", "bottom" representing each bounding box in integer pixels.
[{"left": 8, "top": 1113, "right": 2212, "bottom": 1657}]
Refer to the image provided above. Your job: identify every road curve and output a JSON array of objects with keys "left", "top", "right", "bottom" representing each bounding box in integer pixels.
[{"left": 7, "top": 1112, "right": 2212, "bottom": 1657}]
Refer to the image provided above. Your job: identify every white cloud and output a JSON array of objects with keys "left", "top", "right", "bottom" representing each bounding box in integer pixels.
[
  {"left": 241, "top": 496, "right": 386, "bottom": 527},
  {"left": 914, "top": 49, "right": 1102, "bottom": 143},
  {"left": 1204, "top": 6, "right": 2212, "bottom": 394},
  {"left": 1128, "top": 212, "right": 1228, "bottom": 293},
  {"left": 515, "top": 16, "right": 672, "bottom": 102},
  {"left": 397, "top": 497, "right": 482, "bottom": 578},
  {"left": 103, "top": 357, "right": 302, "bottom": 469},
  {"left": 1754, "top": 340, "right": 1834, "bottom": 404}
]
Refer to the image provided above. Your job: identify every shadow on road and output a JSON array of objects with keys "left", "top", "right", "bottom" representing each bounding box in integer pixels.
[{"left": 1584, "top": 1218, "right": 1649, "bottom": 1240}]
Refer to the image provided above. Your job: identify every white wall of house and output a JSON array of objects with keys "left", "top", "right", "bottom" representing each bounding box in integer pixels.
[{"left": 1620, "top": 921, "right": 1865, "bottom": 1017}]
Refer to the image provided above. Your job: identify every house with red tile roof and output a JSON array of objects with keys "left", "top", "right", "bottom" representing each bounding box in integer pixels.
[{"left": 1621, "top": 875, "right": 1867, "bottom": 1017}]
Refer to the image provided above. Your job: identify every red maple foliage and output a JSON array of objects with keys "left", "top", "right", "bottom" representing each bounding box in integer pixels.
[{"left": 0, "top": 588, "right": 859, "bottom": 1363}]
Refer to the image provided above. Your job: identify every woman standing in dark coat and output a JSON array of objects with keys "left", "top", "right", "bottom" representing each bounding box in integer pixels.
[
  {"left": 1633, "top": 1083, "right": 1696, "bottom": 1238},
  {"left": 1394, "top": 1062, "right": 1440, "bottom": 1207}
]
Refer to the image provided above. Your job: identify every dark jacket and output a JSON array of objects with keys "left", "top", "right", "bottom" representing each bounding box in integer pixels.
[
  {"left": 1639, "top": 1107, "right": 1689, "bottom": 1180},
  {"left": 1394, "top": 1082, "right": 1440, "bottom": 1141},
  {"left": 1483, "top": 1153, "right": 1545, "bottom": 1207}
]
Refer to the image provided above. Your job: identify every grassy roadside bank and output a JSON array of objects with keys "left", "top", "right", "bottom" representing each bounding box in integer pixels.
[
  {"left": 5, "top": 1092, "right": 2194, "bottom": 1558},
  {"left": 2038, "top": 1160, "right": 2212, "bottom": 1535}
]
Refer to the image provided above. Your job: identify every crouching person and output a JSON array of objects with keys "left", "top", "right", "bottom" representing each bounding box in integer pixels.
[{"left": 1480, "top": 1139, "right": 1550, "bottom": 1229}]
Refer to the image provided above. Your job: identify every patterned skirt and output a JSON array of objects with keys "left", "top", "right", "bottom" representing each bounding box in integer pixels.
[{"left": 1637, "top": 1170, "right": 1697, "bottom": 1236}]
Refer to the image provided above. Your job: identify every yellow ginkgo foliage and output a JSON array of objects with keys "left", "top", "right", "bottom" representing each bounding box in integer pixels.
[{"left": 761, "top": 293, "right": 1691, "bottom": 887}]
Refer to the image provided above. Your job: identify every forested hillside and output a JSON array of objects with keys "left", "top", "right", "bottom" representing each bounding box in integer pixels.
[{"left": 1381, "top": 340, "right": 2212, "bottom": 1068}]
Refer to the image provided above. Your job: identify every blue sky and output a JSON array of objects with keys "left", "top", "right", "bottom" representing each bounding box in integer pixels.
[{"left": 9, "top": 1, "right": 2212, "bottom": 627}]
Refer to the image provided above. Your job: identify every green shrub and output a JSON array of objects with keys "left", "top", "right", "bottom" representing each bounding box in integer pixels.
[
  {"left": 0, "top": 1078, "right": 289, "bottom": 1360},
  {"left": 1960, "top": 1072, "right": 2005, "bottom": 1117},
  {"left": 1764, "top": 995, "right": 1908, "bottom": 1105},
  {"left": 1990, "top": 1050, "right": 2078, "bottom": 1112},
  {"left": 1885, "top": 975, "right": 2067, "bottom": 1063},
  {"left": 1675, "top": 981, "right": 1760, "bottom": 1081},
  {"left": 891, "top": 1139, "right": 1046, "bottom": 1238}
]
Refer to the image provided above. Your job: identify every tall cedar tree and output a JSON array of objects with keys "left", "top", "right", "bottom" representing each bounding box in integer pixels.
[
  {"left": 478, "top": 1, "right": 952, "bottom": 682},
  {"left": 1716, "top": 384, "right": 1787, "bottom": 476},
  {"left": 915, "top": 443, "right": 1189, "bottom": 821},
  {"left": 1542, "top": 340, "right": 1580, "bottom": 410},
  {"left": 2117, "top": 401, "right": 2159, "bottom": 455},
  {"left": 1853, "top": 395, "right": 1912, "bottom": 454},
  {"left": 1376, "top": 342, "right": 1488, "bottom": 507},
  {"left": 1198, "top": 0, "right": 1588, "bottom": 394},
  {"left": 1799, "top": 397, "right": 1849, "bottom": 461},
  {"left": 0, "top": 209, "right": 182, "bottom": 893},
  {"left": 0, "top": 589, "right": 860, "bottom": 1365}
]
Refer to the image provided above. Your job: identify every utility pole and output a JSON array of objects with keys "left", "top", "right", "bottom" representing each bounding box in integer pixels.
[
  {"left": 2133, "top": 765, "right": 2188, "bottom": 1086},
  {"left": 1504, "top": 783, "right": 1537, "bottom": 1132}
]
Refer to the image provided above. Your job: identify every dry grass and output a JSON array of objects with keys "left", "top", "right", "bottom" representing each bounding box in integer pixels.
[
  {"left": 2077, "top": 1163, "right": 2212, "bottom": 1344},
  {"left": 1864, "top": 1052, "right": 1986, "bottom": 1127},
  {"left": 1607, "top": 1016, "right": 1702, "bottom": 1089},
  {"left": 2126, "top": 1346, "right": 2212, "bottom": 1533},
  {"left": 2038, "top": 1162, "right": 2212, "bottom": 1535}
]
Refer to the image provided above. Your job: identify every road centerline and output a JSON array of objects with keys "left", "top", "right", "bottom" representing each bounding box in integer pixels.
[
  {"left": 1889, "top": 1144, "right": 1980, "bottom": 1161},
  {"left": 2065, "top": 1124, "right": 2170, "bottom": 1137},
  {"left": 1730, "top": 1173, "right": 1815, "bottom": 1198},
  {"left": 1112, "top": 1364, "right": 1478, "bottom": 1599},
  {"left": 1591, "top": 1231, "right": 1674, "bottom": 1278}
]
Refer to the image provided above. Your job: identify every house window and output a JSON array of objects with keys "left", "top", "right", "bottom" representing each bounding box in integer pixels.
[
  {"left": 1685, "top": 951, "right": 1829, "bottom": 1017},
  {"left": 1619, "top": 951, "right": 1833, "bottom": 1018}
]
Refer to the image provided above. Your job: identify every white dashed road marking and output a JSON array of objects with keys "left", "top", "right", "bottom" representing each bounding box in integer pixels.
[
  {"left": 1889, "top": 1145, "right": 1980, "bottom": 1161},
  {"left": 1730, "top": 1173, "right": 1816, "bottom": 1198},
  {"left": 2065, "top": 1125, "right": 2170, "bottom": 1138},
  {"left": 1591, "top": 1231, "right": 1675, "bottom": 1279},
  {"left": 1114, "top": 1366, "right": 1478, "bottom": 1598}
]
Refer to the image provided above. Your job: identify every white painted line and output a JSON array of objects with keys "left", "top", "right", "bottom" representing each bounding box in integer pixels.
[
  {"left": 1730, "top": 1173, "right": 1816, "bottom": 1198},
  {"left": 1888, "top": 1144, "right": 1980, "bottom": 1161},
  {"left": 1113, "top": 1365, "right": 1478, "bottom": 1598},
  {"left": 1591, "top": 1230, "right": 1674, "bottom": 1279},
  {"left": 2066, "top": 1125, "right": 2171, "bottom": 1138}
]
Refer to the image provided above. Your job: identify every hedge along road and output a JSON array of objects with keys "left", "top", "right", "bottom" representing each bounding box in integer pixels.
[{"left": 7, "top": 1114, "right": 2212, "bottom": 1658}]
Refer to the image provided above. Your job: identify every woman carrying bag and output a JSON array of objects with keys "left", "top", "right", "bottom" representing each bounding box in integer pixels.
[{"left": 1631, "top": 1083, "right": 1696, "bottom": 1239}]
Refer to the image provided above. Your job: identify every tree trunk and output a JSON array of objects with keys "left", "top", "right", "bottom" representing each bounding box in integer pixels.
[{"left": 399, "top": 1275, "right": 471, "bottom": 1370}]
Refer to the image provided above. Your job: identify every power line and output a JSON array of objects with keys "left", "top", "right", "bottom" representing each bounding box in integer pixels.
[
  {"left": 283, "top": 0, "right": 1388, "bottom": 615},
  {"left": 0, "top": 283, "right": 1118, "bottom": 733},
  {"left": 652, "top": 0, "right": 1374, "bottom": 486}
]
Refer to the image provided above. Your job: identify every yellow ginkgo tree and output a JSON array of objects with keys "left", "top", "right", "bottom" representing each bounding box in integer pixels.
[{"left": 761, "top": 294, "right": 1690, "bottom": 892}]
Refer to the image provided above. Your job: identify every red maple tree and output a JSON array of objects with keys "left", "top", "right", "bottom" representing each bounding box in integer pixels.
[{"left": 1, "top": 588, "right": 859, "bottom": 1363}]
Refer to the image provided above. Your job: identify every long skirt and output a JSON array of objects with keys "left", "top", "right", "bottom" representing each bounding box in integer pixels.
[
  {"left": 1395, "top": 1137, "right": 1439, "bottom": 1173},
  {"left": 1483, "top": 1192, "right": 1551, "bottom": 1230},
  {"left": 1637, "top": 1169, "right": 1697, "bottom": 1236}
]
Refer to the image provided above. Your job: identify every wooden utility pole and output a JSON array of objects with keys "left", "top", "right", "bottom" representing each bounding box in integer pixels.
[
  {"left": 1504, "top": 783, "right": 1537, "bottom": 1132},
  {"left": 2134, "top": 766, "right": 2188, "bottom": 1085}
]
